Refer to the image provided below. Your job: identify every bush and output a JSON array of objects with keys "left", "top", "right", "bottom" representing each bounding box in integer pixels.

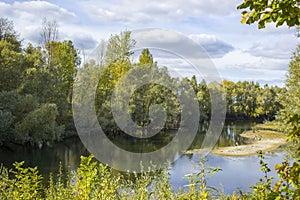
[{"left": 0, "top": 154, "right": 298, "bottom": 199}]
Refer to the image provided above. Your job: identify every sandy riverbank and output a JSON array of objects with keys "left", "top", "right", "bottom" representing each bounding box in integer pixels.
[{"left": 187, "top": 129, "right": 287, "bottom": 156}]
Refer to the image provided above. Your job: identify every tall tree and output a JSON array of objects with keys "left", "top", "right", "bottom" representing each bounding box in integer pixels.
[
  {"left": 0, "top": 18, "right": 23, "bottom": 91},
  {"left": 40, "top": 18, "right": 59, "bottom": 66},
  {"left": 221, "top": 80, "right": 235, "bottom": 117},
  {"left": 96, "top": 31, "right": 135, "bottom": 104},
  {"left": 277, "top": 44, "right": 300, "bottom": 154},
  {"left": 47, "top": 40, "right": 80, "bottom": 100},
  {"left": 96, "top": 31, "right": 135, "bottom": 132},
  {"left": 196, "top": 80, "right": 211, "bottom": 120},
  {"left": 105, "top": 31, "right": 136, "bottom": 65}
]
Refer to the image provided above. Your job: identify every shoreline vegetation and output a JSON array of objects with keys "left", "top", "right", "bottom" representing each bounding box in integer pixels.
[
  {"left": 187, "top": 123, "right": 288, "bottom": 156},
  {"left": 0, "top": 17, "right": 287, "bottom": 148},
  {"left": 0, "top": 151, "right": 297, "bottom": 199},
  {"left": 1, "top": 11, "right": 300, "bottom": 198}
]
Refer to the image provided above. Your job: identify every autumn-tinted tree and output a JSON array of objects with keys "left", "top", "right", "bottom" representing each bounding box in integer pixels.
[
  {"left": 95, "top": 31, "right": 135, "bottom": 132},
  {"left": 138, "top": 48, "right": 153, "bottom": 66}
]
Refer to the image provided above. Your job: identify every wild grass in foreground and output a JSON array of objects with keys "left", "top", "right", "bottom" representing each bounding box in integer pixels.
[{"left": 0, "top": 153, "right": 299, "bottom": 199}]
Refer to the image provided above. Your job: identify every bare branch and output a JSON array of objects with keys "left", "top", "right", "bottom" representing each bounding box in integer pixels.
[{"left": 40, "top": 17, "right": 58, "bottom": 47}]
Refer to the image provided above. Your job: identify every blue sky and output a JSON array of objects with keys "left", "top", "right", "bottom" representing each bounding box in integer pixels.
[{"left": 0, "top": 0, "right": 298, "bottom": 86}]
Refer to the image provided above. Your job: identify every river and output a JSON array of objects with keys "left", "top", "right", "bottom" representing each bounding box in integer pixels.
[{"left": 0, "top": 121, "right": 288, "bottom": 194}]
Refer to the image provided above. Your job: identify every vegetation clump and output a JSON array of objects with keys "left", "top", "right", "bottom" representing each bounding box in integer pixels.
[{"left": 0, "top": 154, "right": 299, "bottom": 199}]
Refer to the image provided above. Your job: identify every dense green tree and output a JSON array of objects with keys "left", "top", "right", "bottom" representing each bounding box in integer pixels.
[
  {"left": 129, "top": 48, "right": 179, "bottom": 131},
  {"left": 0, "top": 18, "right": 80, "bottom": 146},
  {"left": 129, "top": 49, "right": 156, "bottom": 129},
  {"left": 237, "top": 0, "right": 300, "bottom": 28},
  {"left": 0, "top": 40, "right": 24, "bottom": 91},
  {"left": 46, "top": 40, "right": 80, "bottom": 97},
  {"left": 257, "top": 85, "right": 285, "bottom": 120},
  {"left": 24, "top": 44, "right": 44, "bottom": 69},
  {"left": 96, "top": 41, "right": 182, "bottom": 134},
  {"left": 0, "top": 109, "right": 14, "bottom": 145},
  {"left": 193, "top": 79, "right": 284, "bottom": 120},
  {"left": 16, "top": 103, "right": 63, "bottom": 146},
  {"left": 220, "top": 80, "right": 235, "bottom": 117},
  {"left": 128, "top": 63, "right": 181, "bottom": 132},
  {"left": 277, "top": 44, "right": 300, "bottom": 154},
  {"left": 196, "top": 80, "right": 211, "bottom": 120}
]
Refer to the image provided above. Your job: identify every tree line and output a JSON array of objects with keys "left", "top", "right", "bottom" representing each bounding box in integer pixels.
[
  {"left": 81, "top": 31, "right": 286, "bottom": 137},
  {"left": 0, "top": 17, "right": 291, "bottom": 148}
]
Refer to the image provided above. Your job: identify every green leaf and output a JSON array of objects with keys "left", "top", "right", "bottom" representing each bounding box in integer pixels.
[
  {"left": 262, "top": 13, "right": 271, "bottom": 21},
  {"left": 258, "top": 20, "right": 266, "bottom": 29}
]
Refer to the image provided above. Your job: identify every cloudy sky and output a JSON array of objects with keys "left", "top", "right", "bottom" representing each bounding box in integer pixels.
[{"left": 0, "top": 0, "right": 298, "bottom": 86}]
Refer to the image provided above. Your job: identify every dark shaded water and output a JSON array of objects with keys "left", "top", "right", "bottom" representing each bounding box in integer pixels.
[{"left": 0, "top": 121, "right": 288, "bottom": 194}]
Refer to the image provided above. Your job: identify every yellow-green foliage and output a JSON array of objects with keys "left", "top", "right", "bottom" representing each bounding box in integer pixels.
[
  {"left": 0, "top": 162, "right": 43, "bottom": 199},
  {"left": 0, "top": 155, "right": 218, "bottom": 200},
  {"left": 0, "top": 154, "right": 299, "bottom": 199}
]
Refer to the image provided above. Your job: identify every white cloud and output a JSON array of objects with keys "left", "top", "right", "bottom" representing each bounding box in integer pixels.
[
  {"left": 214, "top": 50, "right": 289, "bottom": 71},
  {"left": 212, "top": 50, "right": 289, "bottom": 84},
  {"left": 70, "top": 33, "right": 98, "bottom": 50},
  {"left": 129, "top": 29, "right": 223, "bottom": 82},
  {"left": 189, "top": 34, "right": 234, "bottom": 58},
  {"left": 81, "top": 0, "right": 239, "bottom": 24},
  {"left": 0, "top": 1, "right": 77, "bottom": 44},
  {"left": 131, "top": 29, "right": 208, "bottom": 59},
  {"left": 0, "top": 0, "right": 296, "bottom": 86},
  {"left": 0, "top": 1, "right": 76, "bottom": 22},
  {"left": 131, "top": 29, "right": 233, "bottom": 59},
  {"left": 245, "top": 36, "right": 299, "bottom": 59}
]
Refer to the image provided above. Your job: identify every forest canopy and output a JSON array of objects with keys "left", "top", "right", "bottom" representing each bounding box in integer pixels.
[{"left": 0, "top": 17, "right": 290, "bottom": 149}]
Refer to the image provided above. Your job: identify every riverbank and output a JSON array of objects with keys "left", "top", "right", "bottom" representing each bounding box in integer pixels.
[
  {"left": 212, "top": 130, "right": 286, "bottom": 156},
  {"left": 188, "top": 124, "right": 287, "bottom": 156}
]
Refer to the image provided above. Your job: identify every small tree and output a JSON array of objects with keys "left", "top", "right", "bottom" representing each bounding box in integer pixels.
[{"left": 138, "top": 48, "right": 153, "bottom": 66}]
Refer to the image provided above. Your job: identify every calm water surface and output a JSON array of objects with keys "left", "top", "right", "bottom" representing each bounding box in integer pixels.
[{"left": 0, "top": 121, "right": 288, "bottom": 194}]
